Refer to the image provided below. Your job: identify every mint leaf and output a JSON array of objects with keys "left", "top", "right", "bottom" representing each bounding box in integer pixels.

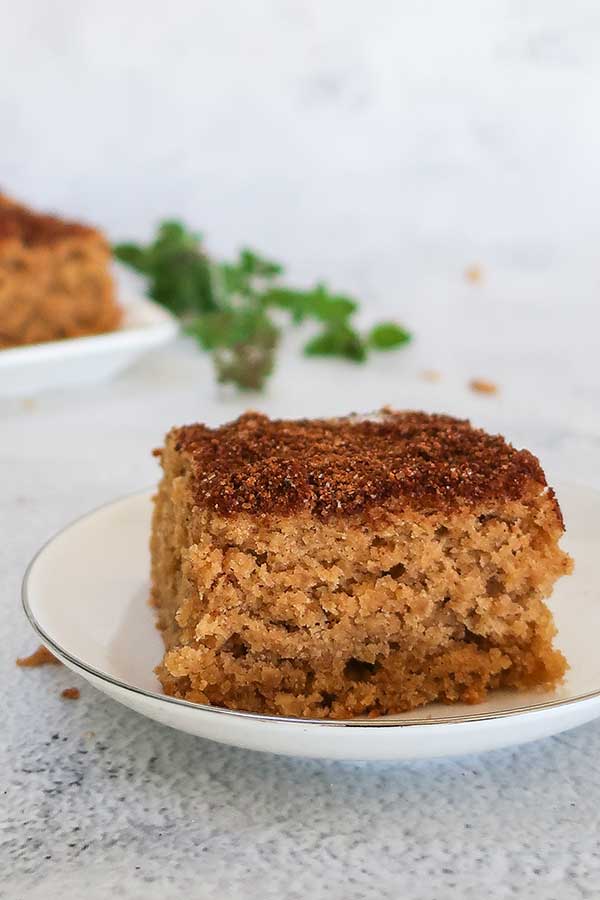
[
  {"left": 114, "top": 220, "right": 412, "bottom": 390},
  {"left": 115, "top": 223, "right": 214, "bottom": 317},
  {"left": 113, "top": 242, "right": 149, "bottom": 272},
  {"left": 263, "top": 283, "right": 357, "bottom": 325},
  {"left": 368, "top": 322, "right": 411, "bottom": 350},
  {"left": 304, "top": 323, "right": 367, "bottom": 362},
  {"left": 219, "top": 249, "right": 283, "bottom": 300}
]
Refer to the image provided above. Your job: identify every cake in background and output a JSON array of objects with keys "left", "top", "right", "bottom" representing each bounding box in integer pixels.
[{"left": 0, "top": 192, "right": 121, "bottom": 349}]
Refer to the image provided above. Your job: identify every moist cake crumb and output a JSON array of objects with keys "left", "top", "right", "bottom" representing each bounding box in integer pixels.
[{"left": 151, "top": 409, "right": 573, "bottom": 719}]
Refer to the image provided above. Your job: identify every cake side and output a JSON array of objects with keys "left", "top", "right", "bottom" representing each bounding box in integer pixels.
[
  {"left": 151, "top": 413, "right": 573, "bottom": 719},
  {"left": 0, "top": 193, "right": 121, "bottom": 348}
]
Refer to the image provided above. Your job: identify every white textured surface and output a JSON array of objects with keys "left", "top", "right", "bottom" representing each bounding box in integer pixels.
[{"left": 3, "top": 1, "right": 600, "bottom": 896}]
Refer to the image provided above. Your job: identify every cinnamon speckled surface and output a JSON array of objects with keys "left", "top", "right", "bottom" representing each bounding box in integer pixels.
[
  {"left": 4, "top": 1, "right": 600, "bottom": 895},
  {"left": 170, "top": 410, "right": 550, "bottom": 517}
]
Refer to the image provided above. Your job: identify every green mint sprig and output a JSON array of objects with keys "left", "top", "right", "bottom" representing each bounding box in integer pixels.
[{"left": 114, "top": 222, "right": 411, "bottom": 390}]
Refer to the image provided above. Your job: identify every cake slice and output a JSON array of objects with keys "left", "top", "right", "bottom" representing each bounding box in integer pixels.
[
  {"left": 0, "top": 193, "right": 121, "bottom": 348},
  {"left": 151, "top": 410, "right": 573, "bottom": 719}
]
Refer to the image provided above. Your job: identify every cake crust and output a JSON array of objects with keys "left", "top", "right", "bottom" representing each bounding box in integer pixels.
[
  {"left": 0, "top": 193, "right": 100, "bottom": 247},
  {"left": 151, "top": 410, "right": 573, "bottom": 719},
  {"left": 168, "top": 410, "right": 557, "bottom": 519}
]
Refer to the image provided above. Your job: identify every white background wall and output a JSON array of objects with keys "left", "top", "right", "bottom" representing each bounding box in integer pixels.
[
  {"left": 3, "top": 2, "right": 599, "bottom": 261},
  {"left": 1, "top": 0, "right": 599, "bottom": 393}
]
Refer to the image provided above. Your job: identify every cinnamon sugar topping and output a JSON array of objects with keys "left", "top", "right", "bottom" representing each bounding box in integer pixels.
[
  {"left": 0, "top": 194, "right": 99, "bottom": 247},
  {"left": 169, "top": 409, "right": 548, "bottom": 518}
]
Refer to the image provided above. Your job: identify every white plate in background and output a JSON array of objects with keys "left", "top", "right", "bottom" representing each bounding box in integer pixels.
[
  {"left": 22, "top": 483, "right": 600, "bottom": 761},
  {"left": 0, "top": 292, "right": 178, "bottom": 396}
]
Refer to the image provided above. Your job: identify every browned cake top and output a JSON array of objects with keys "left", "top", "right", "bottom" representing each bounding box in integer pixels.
[
  {"left": 168, "top": 409, "right": 553, "bottom": 519},
  {"left": 0, "top": 194, "right": 101, "bottom": 247}
]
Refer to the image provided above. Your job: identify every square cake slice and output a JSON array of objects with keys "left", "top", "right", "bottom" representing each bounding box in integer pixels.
[
  {"left": 0, "top": 193, "right": 121, "bottom": 348},
  {"left": 151, "top": 410, "right": 573, "bottom": 719}
]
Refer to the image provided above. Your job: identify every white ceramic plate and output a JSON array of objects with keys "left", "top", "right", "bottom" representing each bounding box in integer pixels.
[
  {"left": 22, "top": 484, "right": 600, "bottom": 761},
  {"left": 0, "top": 292, "right": 178, "bottom": 396}
]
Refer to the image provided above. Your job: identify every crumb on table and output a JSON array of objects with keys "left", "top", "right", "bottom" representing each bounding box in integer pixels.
[
  {"left": 421, "top": 369, "right": 441, "bottom": 382},
  {"left": 61, "top": 687, "right": 80, "bottom": 700},
  {"left": 469, "top": 378, "right": 498, "bottom": 395},
  {"left": 465, "top": 264, "right": 483, "bottom": 284},
  {"left": 16, "top": 645, "right": 61, "bottom": 667}
]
